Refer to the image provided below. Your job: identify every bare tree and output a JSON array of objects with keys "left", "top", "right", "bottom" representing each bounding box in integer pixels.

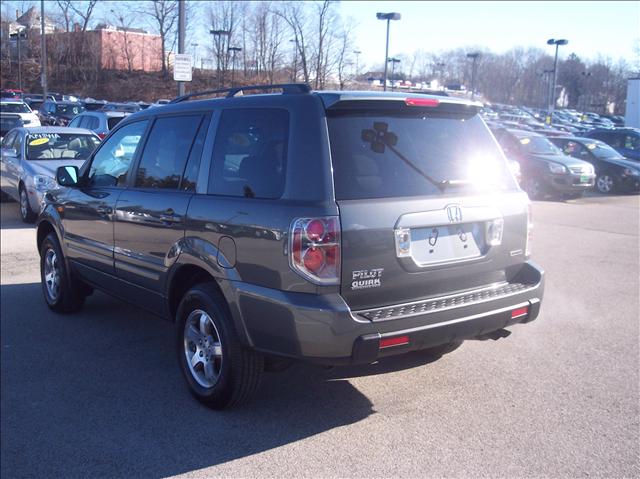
[
  {"left": 276, "top": 1, "right": 311, "bottom": 84},
  {"left": 336, "top": 19, "right": 355, "bottom": 90},
  {"left": 140, "top": 0, "right": 178, "bottom": 77}
]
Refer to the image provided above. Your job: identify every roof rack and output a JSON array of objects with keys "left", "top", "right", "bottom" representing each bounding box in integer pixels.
[{"left": 170, "top": 83, "right": 311, "bottom": 104}]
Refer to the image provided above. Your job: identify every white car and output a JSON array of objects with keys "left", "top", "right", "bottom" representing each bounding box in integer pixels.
[{"left": 0, "top": 100, "right": 41, "bottom": 127}]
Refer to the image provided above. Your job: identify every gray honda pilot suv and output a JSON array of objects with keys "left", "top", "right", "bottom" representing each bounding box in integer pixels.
[{"left": 37, "top": 84, "right": 545, "bottom": 409}]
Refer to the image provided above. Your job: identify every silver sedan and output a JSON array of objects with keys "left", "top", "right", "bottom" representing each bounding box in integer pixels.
[{"left": 0, "top": 126, "right": 100, "bottom": 222}]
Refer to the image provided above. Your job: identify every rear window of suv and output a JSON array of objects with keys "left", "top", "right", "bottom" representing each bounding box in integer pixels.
[{"left": 327, "top": 109, "right": 518, "bottom": 200}]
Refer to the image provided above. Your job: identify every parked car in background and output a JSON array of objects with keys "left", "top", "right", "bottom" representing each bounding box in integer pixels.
[
  {"left": 37, "top": 87, "right": 544, "bottom": 409},
  {"left": 584, "top": 128, "right": 640, "bottom": 162},
  {"left": 24, "top": 98, "right": 44, "bottom": 112},
  {"left": 38, "top": 100, "right": 85, "bottom": 126},
  {"left": 101, "top": 102, "right": 141, "bottom": 113},
  {"left": 491, "top": 127, "right": 595, "bottom": 199},
  {"left": 81, "top": 98, "right": 107, "bottom": 111},
  {"left": 68, "top": 111, "right": 129, "bottom": 139},
  {"left": 1, "top": 89, "right": 23, "bottom": 99},
  {"left": 549, "top": 137, "right": 640, "bottom": 194},
  {"left": 1, "top": 100, "right": 41, "bottom": 127},
  {"left": 0, "top": 127, "right": 100, "bottom": 221},
  {"left": 0, "top": 114, "right": 24, "bottom": 141}
]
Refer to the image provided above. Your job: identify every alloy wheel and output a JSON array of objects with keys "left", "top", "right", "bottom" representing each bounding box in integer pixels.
[
  {"left": 20, "top": 189, "right": 28, "bottom": 219},
  {"left": 596, "top": 175, "right": 613, "bottom": 194},
  {"left": 183, "top": 309, "right": 223, "bottom": 388},
  {"left": 43, "top": 248, "right": 61, "bottom": 301}
]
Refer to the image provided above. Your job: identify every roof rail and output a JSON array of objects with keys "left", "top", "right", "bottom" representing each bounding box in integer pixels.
[{"left": 170, "top": 83, "right": 311, "bottom": 104}]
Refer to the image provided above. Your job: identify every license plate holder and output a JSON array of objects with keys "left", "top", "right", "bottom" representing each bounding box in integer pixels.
[{"left": 410, "top": 222, "right": 484, "bottom": 266}]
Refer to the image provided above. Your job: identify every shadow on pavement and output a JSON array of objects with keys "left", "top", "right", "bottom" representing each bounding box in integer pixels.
[
  {"left": 0, "top": 201, "right": 33, "bottom": 231},
  {"left": 0, "top": 282, "right": 398, "bottom": 478}
]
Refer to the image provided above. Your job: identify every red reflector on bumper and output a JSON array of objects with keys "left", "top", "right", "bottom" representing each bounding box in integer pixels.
[
  {"left": 511, "top": 306, "right": 529, "bottom": 319},
  {"left": 379, "top": 335, "right": 410, "bottom": 349}
]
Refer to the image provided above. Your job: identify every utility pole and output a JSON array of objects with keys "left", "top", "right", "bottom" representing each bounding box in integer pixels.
[
  {"left": 40, "top": 0, "right": 47, "bottom": 98},
  {"left": 466, "top": 52, "right": 480, "bottom": 101},
  {"left": 177, "top": 0, "right": 186, "bottom": 96},
  {"left": 228, "top": 46, "right": 241, "bottom": 86},
  {"left": 353, "top": 50, "right": 361, "bottom": 80}
]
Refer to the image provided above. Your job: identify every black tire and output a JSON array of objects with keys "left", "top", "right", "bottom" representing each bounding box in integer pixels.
[
  {"left": 563, "top": 191, "right": 584, "bottom": 200},
  {"left": 176, "top": 282, "right": 263, "bottom": 409},
  {"left": 40, "top": 233, "right": 86, "bottom": 313},
  {"left": 525, "top": 177, "right": 545, "bottom": 200},
  {"left": 19, "top": 185, "right": 37, "bottom": 223},
  {"left": 595, "top": 173, "right": 617, "bottom": 194},
  {"left": 0, "top": 189, "right": 14, "bottom": 202}
]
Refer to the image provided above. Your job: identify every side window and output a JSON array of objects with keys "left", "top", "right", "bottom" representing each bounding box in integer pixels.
[
  {"left": 68, "top": 116, "right": 82, "bottom": 128},
  {"left": 13, "top": 132, "right": 23, "bottom": 156},
  {"left": 88, "top": 120, "right": 148, "bottom": 187},
  {"left": 2, "top": 131, "right": 17, "bottom": 149},
  {"left": 135, "top": 115, "right": 202, "bottom": 189},
  {"left": 208, "top": 109, "right": 289, "bottom": 199},
  {"left": 180, "top": 116, "right": 209, "bottom": 192},
  {"left": 85, "top": 116, "right": 98, "bottom": 130}
]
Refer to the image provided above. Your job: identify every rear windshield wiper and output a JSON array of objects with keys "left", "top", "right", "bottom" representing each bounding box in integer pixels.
[
  {"left": 384, "top": 143, "right": 448, "bottom": 193},
  {"left": 437, "top": 179, "right": 475, "bottom": 190}
]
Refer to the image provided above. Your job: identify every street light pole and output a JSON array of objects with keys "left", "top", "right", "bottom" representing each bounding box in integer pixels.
[
  {"left": 177, "top": 0, "right": 185, "bottom": 96},
  {"left": 376, "top": 12, "right": 400, "bottom": 92},
  {"left": 353, "top": 50, "right": 361, "bottom": 79},
  {"left": 210, "top": 29, "right": 230, "bottom": 88},
  {"left": 388, "top": 57, "right": 400, "bottom": 91},
  {"left": 466, "top": 52, "right": 480, "bottom": 101},
  {"left": 289, "top": 39, "right": 297, "bottom": 82},
  {"left": 228, "top": 46, "right": 241, "bottom": 86},
  {"left": 10, "top": 27, "right": 26, "bottom": 91},
  {"left": 547, "top": 38, "right": 568, "bottom": 112},
  {"left": 40, "top": 0, "right": 47, "bottom": 98}
]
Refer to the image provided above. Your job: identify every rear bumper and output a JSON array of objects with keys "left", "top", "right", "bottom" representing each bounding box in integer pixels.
[{"left": 228, "top": 261, "right": 545, "bottom": 365}]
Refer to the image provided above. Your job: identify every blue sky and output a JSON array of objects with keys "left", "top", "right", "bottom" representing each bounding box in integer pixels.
[{"left": 339, "top": 1, "right": 640, "bottom": 67}]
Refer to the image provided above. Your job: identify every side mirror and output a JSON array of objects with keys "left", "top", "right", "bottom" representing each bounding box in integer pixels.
[
  {"left": 56, "top": 165, "right": 80, "bottom": 187},
  {"left": 2, "top": 148, "right": 18, "bottom": 158}
]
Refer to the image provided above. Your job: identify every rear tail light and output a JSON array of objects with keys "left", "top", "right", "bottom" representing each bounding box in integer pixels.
[
  {"left": 525, "top": 203, "right": 532, "bottom": 256},
  {"left": 289, "top": 216, "right": 341, "bottom": 285},
  {"left": 97, "top": 133, "right": 107, "bottom": 140},
  {"left": 485, "top": 218, "right": 504, "bottom": 246}
]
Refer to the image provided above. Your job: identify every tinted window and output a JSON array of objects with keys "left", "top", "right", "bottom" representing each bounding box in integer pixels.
[
  {"left": 107, "top": 116, "right": 124, "bottom": 130},
  {"left": 328, "top": 111, "right": 517, "bottom": 200},
  {"left": 26, "top": 132, "right": 99, "bottom": 160},
  {"left": 181, "top": 116, "right": 209, "bottom": 192},
  {"left": 209, "top": 109, "right": 289, "bottom": 199},
  {"left": 55, "top": 104, "right": 84, "bottom": 117},
  {"left": 89, "top": 121, "right": 147, "bottom": 187},
  {"left": 86, "top": 116, "right": 99, "bottom": 130},
  {"left": 624, "top": 134, "right": 640, "bottom": 151},
  {"left": 135, "top": 115, "right": 202, "bottom": 189},
  {"left": 2, "top": 131, "right": 17, "bottom": 148}
]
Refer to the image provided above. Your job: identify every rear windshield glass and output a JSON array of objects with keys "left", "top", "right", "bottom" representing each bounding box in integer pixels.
[
  {"left": 26, "top": 133, "right": 100, "bottom": 160},
  {"left": 328, "top": 111, "right": 517, "bottom": 200},
  {"left": 107, "top": 116, "right": 124, "bottom": 130},
  {"left": 55, "top": 104, "right": 85, "bottom": 116},
  {"left": 1, "top": 103, "right": 30, "bottom": 113}
]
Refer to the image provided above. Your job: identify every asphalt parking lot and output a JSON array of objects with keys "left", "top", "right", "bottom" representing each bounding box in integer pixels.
[{"left": 1, "top": 194, "right": 638, "bottom": 478}]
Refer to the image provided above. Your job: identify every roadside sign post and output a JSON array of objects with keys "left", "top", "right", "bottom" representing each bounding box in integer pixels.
[{"left": 174, "top": 53, "right": 192, "bottom": 92}]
